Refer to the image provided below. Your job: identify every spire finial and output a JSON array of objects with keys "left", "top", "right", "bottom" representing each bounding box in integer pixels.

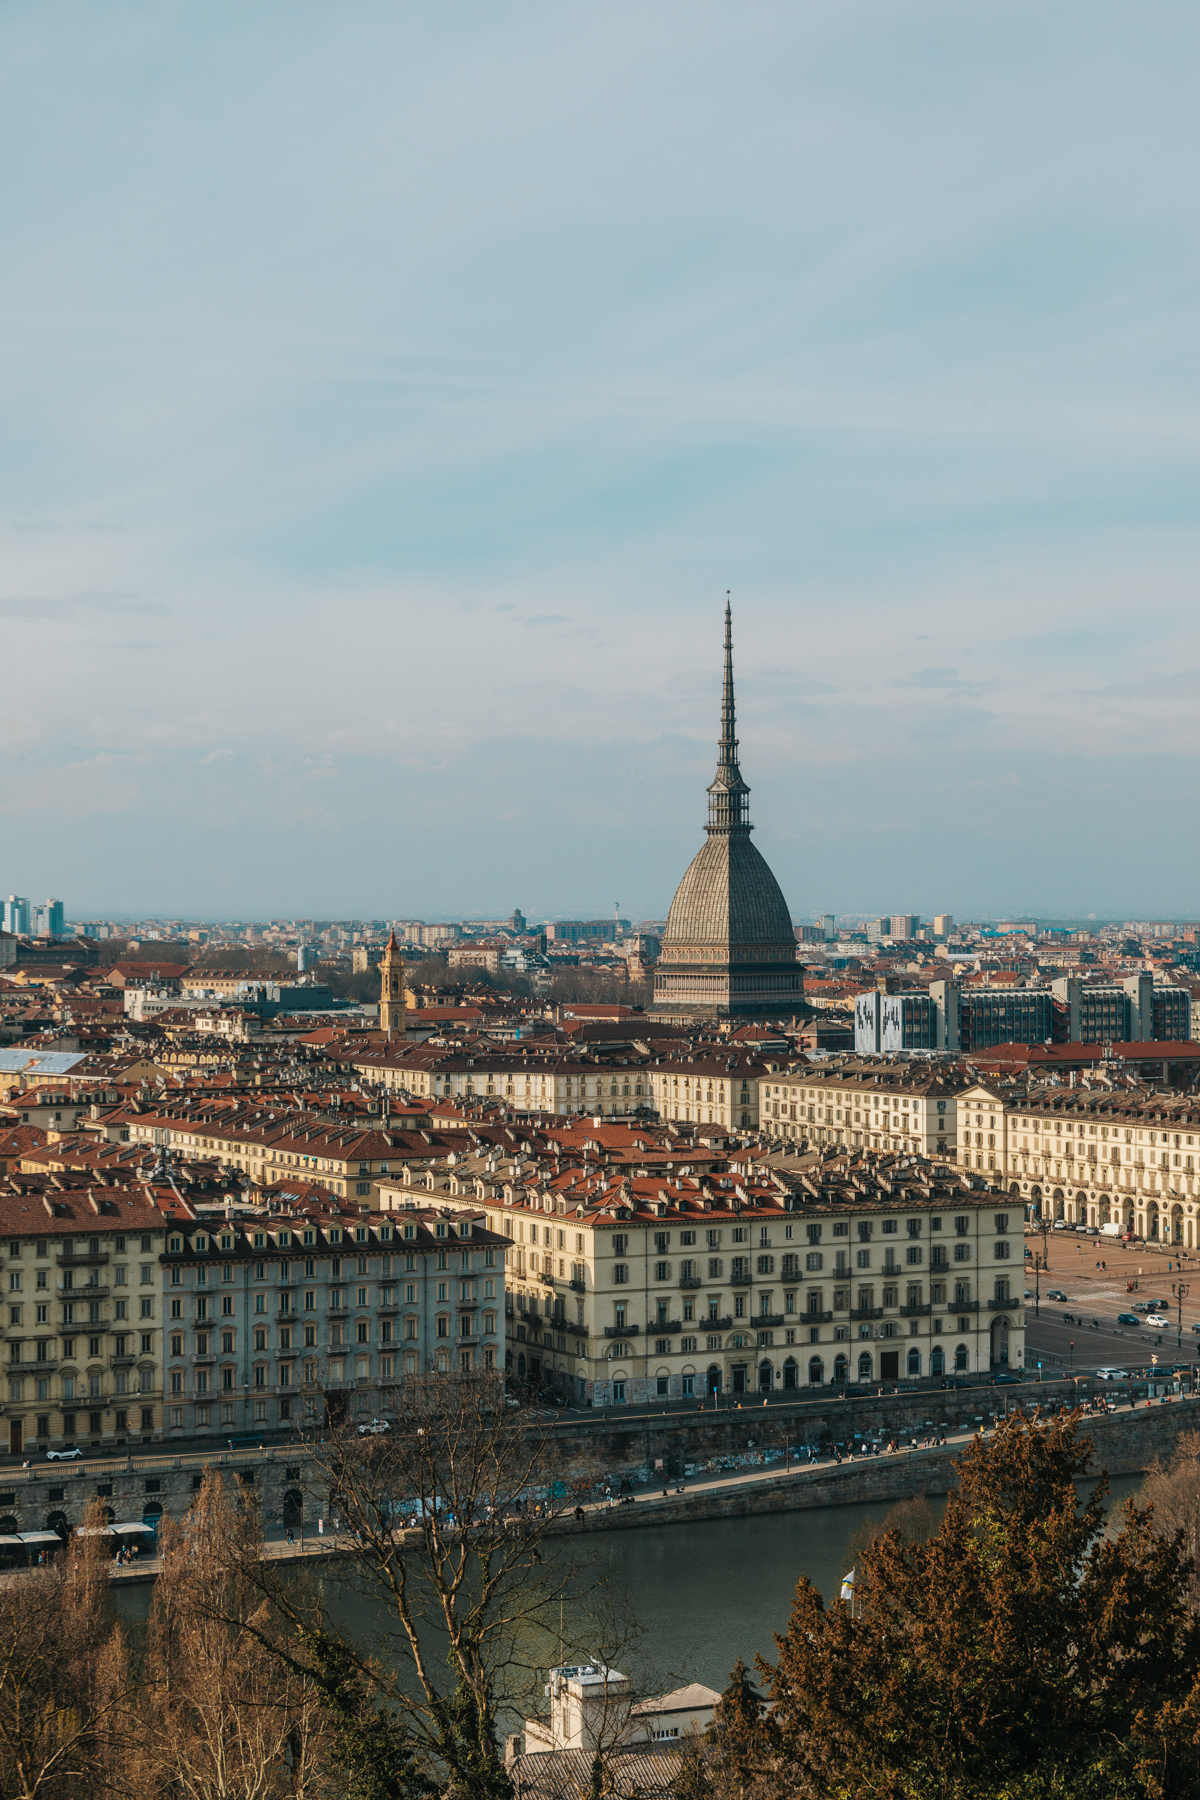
[{"left": 707, "top": 594, "right": 751, "bottom": 835}]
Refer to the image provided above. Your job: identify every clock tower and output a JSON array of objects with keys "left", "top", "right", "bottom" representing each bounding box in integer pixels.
[{"left": 379, "top": 929, "right": 406, "bottom": 1041}]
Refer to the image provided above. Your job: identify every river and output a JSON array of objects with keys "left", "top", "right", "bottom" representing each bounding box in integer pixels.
[{"left": 113, "top": 1473, "right": 1145, "bottom": 1691}]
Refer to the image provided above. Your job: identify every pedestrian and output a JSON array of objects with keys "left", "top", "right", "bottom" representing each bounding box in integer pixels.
[{"left": 286, "top": 1528, "right": 295, "bottom": 1547}]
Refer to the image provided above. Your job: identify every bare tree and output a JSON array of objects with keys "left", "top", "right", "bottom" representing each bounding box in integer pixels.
[
  {"left": 0, "top": 1505, "right": 131, "bottom": 1800},
  {"left": 1140, "top": 1429, "right": 1200, "bottom": 1608},
  {"left": 129, "top": 1471, "right": 328, "bottom": 1800},
  {"left": 245, "top": 1374, "right": 635, "bottom": 1800}
]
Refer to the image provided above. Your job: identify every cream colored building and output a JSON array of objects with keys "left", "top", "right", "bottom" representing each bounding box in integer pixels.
[
  {"left": 959, "top": 1081, "right": 1200, "bottom": 1247},
  {"left": 756, "top": 1064, "right": 964, "bottom": 1159},
  {"left": 378, "top": 1148, "right": 1021, "bottom": 1398}
]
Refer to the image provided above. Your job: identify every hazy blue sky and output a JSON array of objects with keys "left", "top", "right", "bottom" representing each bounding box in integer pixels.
[{"left": 2, "top": 3, "right": 1198, "bottom": 924}]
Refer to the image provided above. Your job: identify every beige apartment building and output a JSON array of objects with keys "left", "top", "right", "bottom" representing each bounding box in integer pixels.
[
  {"left": 645, "top": 1051, "right": 767, "bottom": 1132},
  {"left": 344, "top": 1043, "right": 654, "bottom": 1119},
  {"left": 378, "top": 1151, "right": 1021, "bottom": 1398},
  {"left": 0, "top": 1187, "right": 167, "bottom": 1456},
  {"left": 756, "top": 1065, "right": 965, "bottom": 1159},
  {"left": 958, "top": 1081, "right": 1200, "bottom": 1247}
]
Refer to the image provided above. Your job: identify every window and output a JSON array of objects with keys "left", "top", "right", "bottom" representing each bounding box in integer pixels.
[
  {"left": 993, "top": 1241, "right": 1010, "bottom": 1260},
  {"left": 614, "top": 1264, "right": 629, "bottom": 1285},
  {"left": 905, "top": 1246, "right": 922, "bottom": 1265},
  {"left": 654, "top": 1261, "right": 670, "bottom": 1281},
  {"left": 856, "top": 1249, "right": 870, "bottom": 1269},
  {"left": 954, "top": 1244, "right": 970, "bottom": 1263}
]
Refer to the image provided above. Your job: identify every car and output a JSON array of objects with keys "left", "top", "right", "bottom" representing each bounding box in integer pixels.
[
  {"left": 989, "top": 1371, "right": 1023, "bottom": 1385},
  {"left": 1145, "top": 1315, "right": 1169, "bottom": 1329},
  {"left": 1095, "top": 1368, "right": 1129, "bottom": 1380},
  {"left": 1052, "top": 1221, "right": 1070, "bottom": 1231},
  {"left": 357, "top": 1419, "right": 391, "bottom": 1437},
  {"left": 1118, "top": 1313, "right": 1140, "bottom": 1326},
  {"left": 45, "top": 1446, "right": 83, "bottom": 1461},
  {"left": 1024, "top": 1290, "right": 1033, "bottom": 1299},
  {"left": 1132, "top": 1302, "right": 1150, "bottom": 1313},
  {"left": 1190, "top": 1323, "right": 1200, "bottom": 1334},
  {"left": 1047, "top": 1289, "right": 1068, "bottom": 1303},
  {"left": 227, "top": 1433, "right": 265, "bottom": 1449},
  {"left": 1150, "top": 1300, "right": 1170, "bottom": 1311}
]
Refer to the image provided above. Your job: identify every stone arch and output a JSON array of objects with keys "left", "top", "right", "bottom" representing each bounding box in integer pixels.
[
  {"left": 834, "top": 1353, "right": 849, "bottom": 1384},
  {"left": 782, "top": 1356, "right": 798, "bottom": 1390},
  {"left": 930, "top": 1346, "right": 945, "bottom": 1377},
  {"left": 757, "top": 1360, "right": 773, "bottom": 1392},
  {"left": 706, "top": 1363, "right": 721, "bottom": 1397},
  {"left": 1009, "top": 1183, "right": 1021, "bottom": 1197},
  {"left": 283, "top": 1488, "right": 303, "bottom": 1529},
  {"left": 954, "top": 1343, "right": 969, "bottom": 1372},
  {"left": 907, "top": 1348, "right": 921, "bottom": 1377},
  {"left": 857, "top": 1352, "right": 872, "bottom": 1382},
  {"left": 807, "top": 1356, "right": 823, "bottom": 1386}
]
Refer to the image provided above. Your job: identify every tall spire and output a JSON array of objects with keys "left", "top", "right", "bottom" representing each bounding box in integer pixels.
[{"left": 707, "top": 593, "right": 751, "bottom": 836}]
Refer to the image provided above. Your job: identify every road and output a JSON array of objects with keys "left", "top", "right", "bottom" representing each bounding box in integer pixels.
[{"left": 1024, "top": 1229, "right": 1200, "bottom": 1374}]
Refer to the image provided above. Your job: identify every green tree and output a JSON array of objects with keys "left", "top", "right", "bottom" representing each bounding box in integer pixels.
[{"left": 762, "top": 1412, "right": 1200, "bottom": 1800}]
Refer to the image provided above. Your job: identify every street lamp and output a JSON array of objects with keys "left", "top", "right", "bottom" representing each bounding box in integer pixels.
[{"left": 1173, "top": 1279, "right": 1190, "bottom": 1356}]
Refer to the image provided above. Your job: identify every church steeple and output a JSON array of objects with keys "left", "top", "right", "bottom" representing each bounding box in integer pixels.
[
  {"left": 379, "top": 928, "right": 406, "bottom": 1042},
  {"left": 706, "top": 595, "right": 752, "bottom": 836}
]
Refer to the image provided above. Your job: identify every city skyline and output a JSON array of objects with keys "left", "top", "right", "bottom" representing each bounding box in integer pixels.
[{"left": 3, "top": 4, "right": 1198, "bottom": 920}]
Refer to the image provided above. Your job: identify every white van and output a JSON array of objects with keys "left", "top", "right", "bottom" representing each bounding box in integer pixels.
[{"left": 1100, "top": 1222, "right": 1124, "bottom": 1238}]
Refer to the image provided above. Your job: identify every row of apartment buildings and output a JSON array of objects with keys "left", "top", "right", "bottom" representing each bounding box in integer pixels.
[{"left": 0, "top": 1176, "right": 503, "bottom": 1455}]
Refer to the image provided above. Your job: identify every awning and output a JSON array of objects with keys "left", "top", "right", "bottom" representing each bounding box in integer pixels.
[
  {"left": 19, "top": 1532, "right": 63, "bottom": 1546},
  {"left": 111, "top": 1521, "right": 154, "bottom": 1537}
]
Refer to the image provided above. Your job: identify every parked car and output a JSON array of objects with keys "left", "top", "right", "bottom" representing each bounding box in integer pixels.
[
  {"left": 989, "top": 1371, "right": 1023, "bottom": 1385},
  {"left": 1117, "top": 1313, "right": 1140, "bottom": 1326},
  {"left": 1145, "top": 1315, "right": 1169, "bottom": 1329},
  {"left": 1047, "top": 1289, "right": 1068, "bottom": 1302},
  {"left": 45, "top": 1446, "right": 83, "bottom": 1461},
  {"left": 1052, "top": 1221, "right": 1070, "bottom": 1231},
  {"left": 1095, "top": 1368, "right": 1129, "bottom": 1380},
  {"left": 1132, "top": 1303, "right": 1150, "bottom": 1313}
]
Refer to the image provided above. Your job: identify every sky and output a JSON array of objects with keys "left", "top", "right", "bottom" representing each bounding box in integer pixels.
[{"left": 2, "top": 2, "right": 1198, "bottom": 925}]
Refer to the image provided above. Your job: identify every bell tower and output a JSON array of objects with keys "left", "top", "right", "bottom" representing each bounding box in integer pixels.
[{"left": 379, "top": 929, "right": 406, "bottom": 1041}]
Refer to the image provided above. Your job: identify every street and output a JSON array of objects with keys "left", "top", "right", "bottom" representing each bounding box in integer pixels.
[{"left": 1024, "top": 1230, "right": 1200, "bottom": 1373}]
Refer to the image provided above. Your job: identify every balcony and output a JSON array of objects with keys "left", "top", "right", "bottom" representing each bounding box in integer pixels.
[
  {"left": 651, "top": 1319, "right": 683, "bottom": 1334},
  {"left": 987, "top": 1297, "right": 1018, "bottom": 1311},
  {"left": 755, "top": 1312, "right": 785, "bottom": 1328},
  {"left": 703, "top": 1315, "right": 733, "bottom": 1330},
  {"left": 57, "top": 1252, "right": 108, "bottom": 1268},
  {"left": 569, "top": 1279, "right": 586, "bottom": 1293},
  {"left": 900, "top": 1304, "right": 932, "bottom": 1318},
  {"left": 538, "top": 1271, "right": 556, "bottom": 1287},
  {"left": 802, "top": 1310, "right": 833, "bottom": 1324},
  {"left": 678, "top": 1276, "right": 701, "bottom": 1289},
  {"left": 276, "top": 1310, "right": 295, "bottom": 1322},
  {"left": 109, "top": 1355, "right": 135, "bottom": 1369},
  {"left": 604, "top": 1324, "right": 640, "bottom": 1337},
  {"left": 730, "top": 1271, "right": 752, "bottom": 1286},
  {"left": 61, "top": 1284, "right": 109, "bottom": 1300},
  {"left": 849, "top": 1307, "right": 884, "bottom": 1321},
  {"left": 953, "top": 1300, "right": 980, "bottom": 1313},
  {"left": 564, "top": 1320, "right": 589, "bottom": 1337}
]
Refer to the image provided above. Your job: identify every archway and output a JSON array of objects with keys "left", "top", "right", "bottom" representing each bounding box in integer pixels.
[
  {"left": 1172, "top": 1204, "right": 1184, "bottom": 1245},
  {"left": 1150, "top": 1206, "right": 1161, "bottom": 1241},
  {"left": 1030, "top": 1186, "right": 1043, "bottom": 1216},
  {"left": 807, "top": 1357, "right": 823, "bottom": 1386},
  {"left": 990, "top": 1316, "right": 1010, "bottom": 1368},
  {"left": 930, "top": 1346, "right": 945, "bottom": 1377},
  {"left": 1009, "top": 1183, "right": 1021, "bottom": 1198},
  {"left": 142, "top": 1502, "right": 163, "bottom": 1536},
  {"left": 907, "top": 1348, "right": 921, "bottom": 1377},
  {"left": 1052, "top": 1188, "right": 1065, "bottom": 1221},
  {"left": 731, "top": 1365, "right": 747, "bottom": 1395},
  {"left": 283, "top": 1489, "right": 303, "bottom": 1530},
  {"left": 706, "top": 1364, "right": 721, "bottom": 1397},
  {"left": 0, "top": 1515, "right": 17, "bottom": 1535},
  {"left": 757, "top": 1361, "right": 773, "bottom": 1393},
  {"left": 782, "top": 1357, "right": 797, "bottom": 1390},
  {"left": 954, "top": 1344, "right": 969, "bottom": 1372},
  {"left": 46, "top": 1512, "right": 69, "bottom": 1542},
  {"left": 833, "top": 1354, "right": 849, "bottom": 1384},
  {"left": 857, "top": 1353, "right": 872, "bottom": 1382}
]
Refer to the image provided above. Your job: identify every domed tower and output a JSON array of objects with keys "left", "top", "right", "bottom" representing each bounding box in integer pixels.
[
  {"left": 652, "top": 602, "right": 805, "bottom": 1021},
  {"left": 379, "top": 929, "right": 406, "bottom": 1041}
]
